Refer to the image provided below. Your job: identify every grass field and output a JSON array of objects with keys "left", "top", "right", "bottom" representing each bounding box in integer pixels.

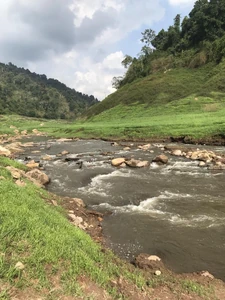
[{"left": 1, "top": 91, "right": 225, "bottom": 142}]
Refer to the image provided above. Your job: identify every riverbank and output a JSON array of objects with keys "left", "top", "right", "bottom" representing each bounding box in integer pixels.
[
  {"left": 1, "top": 113, "right": 225, "bottom": 147},
  {"left": 0, "top": 133, "right": 225, "bottom": 299}
]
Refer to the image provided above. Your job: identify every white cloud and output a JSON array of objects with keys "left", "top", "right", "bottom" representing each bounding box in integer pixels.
[{"left": 0, "top": 0, "right": 166, "bottom": 100}]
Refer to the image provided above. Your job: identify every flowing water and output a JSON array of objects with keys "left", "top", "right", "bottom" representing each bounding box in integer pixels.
[{"left": 19, "top": 138, "right": 225, "bottom": 280}]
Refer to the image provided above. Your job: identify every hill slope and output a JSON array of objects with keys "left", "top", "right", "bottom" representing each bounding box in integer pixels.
[{"left": 0, "top": 62, "right": 98, "bottom": 119}]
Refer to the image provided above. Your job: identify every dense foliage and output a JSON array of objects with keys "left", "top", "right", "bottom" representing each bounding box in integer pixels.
[
  {"left": 114, "top": 0, "right": 225, "bottom": 88},
  {"left": 0, "top": 62, "right": 98, "bottom": 119}
]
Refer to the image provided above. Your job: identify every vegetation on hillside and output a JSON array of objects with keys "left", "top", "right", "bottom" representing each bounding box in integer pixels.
[
  {"left": 0, "top": 62, "right": 98, "bottom": 119},
  {"left": 113, "top": 0, "right": 225, "bottom": 88},
  {"left": 81, "top": 0, "right": 225, "bottom": 138}
]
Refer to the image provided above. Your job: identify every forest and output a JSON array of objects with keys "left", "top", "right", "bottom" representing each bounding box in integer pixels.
[{"left": 0, "top": 62, "right": 98, "bottom": 119}]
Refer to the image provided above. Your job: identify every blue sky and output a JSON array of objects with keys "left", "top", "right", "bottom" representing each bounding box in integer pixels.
[{"left": 0, "top": 0, "right": 196, "bottom": 100}]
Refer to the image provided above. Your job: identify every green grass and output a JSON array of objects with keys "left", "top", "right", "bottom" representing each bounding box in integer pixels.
[{"left": 0, "top": 158, "right": 150, "bottom": 299}]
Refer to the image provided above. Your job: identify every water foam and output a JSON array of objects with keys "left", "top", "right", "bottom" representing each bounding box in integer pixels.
[{"left": 78, "top": 170, "right": 133, "bottom": 197}]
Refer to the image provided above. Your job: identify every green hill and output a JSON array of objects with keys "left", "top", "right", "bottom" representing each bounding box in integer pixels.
[
  {"left": 0, "top": 62, "right": 98, "bottom": 119},
  {"left": 78, "top": 0, "right": 225, "bottom": 141}
]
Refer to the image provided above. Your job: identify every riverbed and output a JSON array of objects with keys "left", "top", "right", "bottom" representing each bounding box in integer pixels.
[{"left": 18, "top": 138, "right": 225, "bottom": 280}]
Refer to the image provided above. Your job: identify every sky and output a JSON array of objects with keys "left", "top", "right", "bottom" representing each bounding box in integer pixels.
[{"left": 0, "top": 0, "right": 196, "bottom": 100}]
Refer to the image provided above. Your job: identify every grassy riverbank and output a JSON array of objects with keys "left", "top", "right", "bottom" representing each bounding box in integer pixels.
[{"left": 1, "top": 93, "right": 225, "bottom": 143}]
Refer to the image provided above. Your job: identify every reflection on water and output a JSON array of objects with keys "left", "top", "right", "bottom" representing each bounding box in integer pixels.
[{"left": 19, "top": 138, "right": 225, "bottom": 280}]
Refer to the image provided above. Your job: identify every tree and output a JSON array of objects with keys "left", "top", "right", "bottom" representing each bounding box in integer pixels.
[
  {"left": 141, "top": 29, "right": 156, "bottom": 47},
  {"left": 121, "top": 55, "right": 133, "bottom": 68}
]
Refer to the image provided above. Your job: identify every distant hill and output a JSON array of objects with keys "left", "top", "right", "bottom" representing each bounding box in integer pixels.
[{"left": 0, "top": 62, "right": 98, "bottom": 119}]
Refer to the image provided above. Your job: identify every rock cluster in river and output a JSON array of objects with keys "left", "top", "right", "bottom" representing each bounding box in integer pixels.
[{"left": 165, "top": 145, "right": 225, "bottom": 170}]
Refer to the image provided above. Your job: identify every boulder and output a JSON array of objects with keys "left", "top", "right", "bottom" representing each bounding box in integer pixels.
[
  {"left": 148, "top": 255, "right": 161, "bottom": 262},
  {"left": 125, "top": 159, "right": 149, "bottom": 168},
  {"left": 65, "top": 155, "right": 80, "bottom": 162},
  {"left": 26, "top": 160, "right": 39, "bottom": 169},
  {"left": 138, "top": 144, "right": 151, "bottom": 151},
  {"left": 111, "top": 142, "right": 119, "bottom": 147},
  {"left": 25, "top": 169, "right": 50, "bottom": 186},
  {"left": 190, "top": 151, "right": 199, "bottom": 160},
  {"left": 6, "top": 166, "right": 25, "bottom": 179},
  {"left": 61, "top": 150, "right": 70, "bottom": 155},
  {"left": 152, "top": 154, "right": 168, "bottom": 164},
  {"left": 42, "top": 155, "right": 52, "bottom": 161},
  {"left": 111, "top": 158, "right": 125, "bottom": 167},
  {"left": 0, "top": 146, "right": 11, "bottom": 157},
  {"left": 200, "top": 271, "right": 214, "bottom": 279},
  {"left": 22, "top": 142, "right": 34, "bottom": 148},
  {"left": 5, "top": 142, "right": 23, "bottom": 153},
  {"left": 172, "top": 149, "right": 182, "bottom": 156},
  {"left": 199, "top": 161, "right": 206, "bottom": 167},
  {"left": 133, "top": 253, "right": 164, "bottom": 271},
  {"left": 123, "top": 147, "right": 131, "bottom": 151},
  {"left": 21, "top": 130, "right": 27, "bottom": 135}
]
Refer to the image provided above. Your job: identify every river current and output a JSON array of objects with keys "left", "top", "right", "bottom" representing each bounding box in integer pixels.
[{"left": 19, "top": 138, "right": 225, "bottom": 280}]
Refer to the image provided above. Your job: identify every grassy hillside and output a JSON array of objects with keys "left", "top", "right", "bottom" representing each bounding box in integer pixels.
[
  {"left": 0, "top": 62, "right": 98, "bottom": 119},
  {"left": 70, "top": 61, "right": 225, "bottom": 141}
]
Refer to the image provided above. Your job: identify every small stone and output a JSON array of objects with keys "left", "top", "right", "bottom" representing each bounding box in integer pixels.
[
  {"left": 15, "top": 262, "right": 25, "bottom": 270},
  {"left": 123, "top": 147, "right": 130, "bottom": 151},
  {"left": 51, "top": 200, "right": 58, "bottom": 206},
  {"left": 61, "top": 150, "right": 70, "bottom": 155},
  {"left": 154, "top": 270, "right": 161, "bottom": 276},
  {"left": 15, "top": 180, "right": 26, "bottom": 187},
  {"left": 199, "top": 161, "right": 206, "bottom": 167},
  {"left": 148, "top": 255, "right": 161, "bottom": 262},
  {"left": 201, "top": 271, "right": 214, "bottom": 279},
  {"left": 98, "top": 217, "right": 103, "bottom": 222},
  {"left": 42, "top": 155, "right": 52, "bottom": 161},
  {"left": 111, "top": 142, "right": 119, "bottom": 147}
]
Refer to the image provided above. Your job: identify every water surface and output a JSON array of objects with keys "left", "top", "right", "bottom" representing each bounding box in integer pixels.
[{"left": 19, "top": 138, "right": 225, "bottom": 280}]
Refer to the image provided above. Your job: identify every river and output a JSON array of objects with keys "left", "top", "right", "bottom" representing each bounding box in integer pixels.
[{"left": 18, "top": 138, "right": 225, "bottom": 280}]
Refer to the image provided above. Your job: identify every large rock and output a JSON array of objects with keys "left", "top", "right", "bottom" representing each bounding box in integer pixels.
[
  {"left": 125, "top": 159, "right": 149, "bottom": 168},
  {"left": 26, "top": 169, "right": 50, "bottom": 186},
  {"left": 6, "top": 166, "right": 25, "bottom": 179},
  {"left": 172, "top": 149, "right": 182, "bottom": 156},
  {"left": 26, "top": 160, "right": 40, "bottom": 169},
  {"left": 111, "top": 158, "right": 125, "bottom": 167},
  {"left": 5, "top": 142, "right": 23, "bottom": 154},
  {"left": 138, "top": 144, "right": 151, "bottom": 151},
  {"left": 152, "top": 154, "right": 168, "bottom": 164},
  {"left": 0, "top": 146, "right": 11, "bottom": 157}
]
